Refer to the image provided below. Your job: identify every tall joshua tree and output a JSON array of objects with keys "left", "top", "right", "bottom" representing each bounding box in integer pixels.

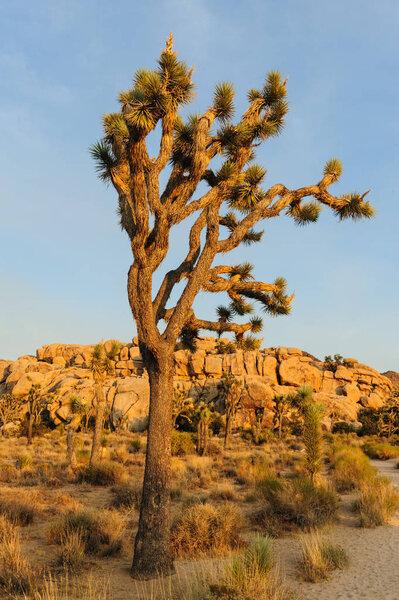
[{"left": 90, "top": 35, "right": 374, "bottom": 578}]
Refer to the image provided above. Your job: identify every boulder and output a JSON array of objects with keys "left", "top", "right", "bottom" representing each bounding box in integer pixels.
[
  {"left": 204, "top": 356, "right": 223, "bottom": 376},
  {"left": 279, "top": 357, "right": 322, "bottom": 391}
]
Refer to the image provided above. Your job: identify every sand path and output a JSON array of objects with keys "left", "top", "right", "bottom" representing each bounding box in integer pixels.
[{"left": 276, "top": 458, "right": 399, "bottom": 600}]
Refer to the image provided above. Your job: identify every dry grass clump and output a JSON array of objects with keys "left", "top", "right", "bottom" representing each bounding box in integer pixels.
[
  {"left": 234, "top": 453, "right": 274, "bottom": 486},
  {"left": 110, "top": 483, "right": 141, "bottom": 510},
  {"left": 184, "top": 455, "right": 219, "bottom": 488},
  {"left": 171, "top": 501, "right": 244, "bottom": 557},
  {"left": 354, "top": 476, "right": 399, "bottom": 527},
  {"left": 0, "top": 515, "right": 40, "bottom": 595},
  {"left": 330, "top": 446, "right": 376, "bottom": 492},
  {"left": 15, "top": 453, "right": 33, "bottom": 469},
  {"left": 77, "top": 460, "right": 127, "bottom": 486},
  {"left": 171, "top": 430, "right": 195, "bottom": 456},
  {"left": 362, "top": 441, "right": 399, "bottom": 460},
  {"left": 298, "top": 532, "right": 349, "bottom": 582},
  {"left": 253, "top": 476, "right": 338, "bottom": 534},
  {"left": 58, "top": 530, "right": 86, "bottom": 572},
  {"left": 0, "top": 496, "right": 35, "bottom": 525},
  {"left": 30, "top": 573, "right": 110, "bottom": 600},
  {"left": 208, "top": 536, "right": 296, "bottom": 600},
  {"left": 209, "top": 484, "right": 237, "bottom": 502},
  {"left": 48, "top": 509, "right": 125, "bottom": 556}
]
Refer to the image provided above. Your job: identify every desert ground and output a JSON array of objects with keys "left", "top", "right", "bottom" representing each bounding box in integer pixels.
[{"left": 0, "top": 428, "right": 398, "bottom": 600}]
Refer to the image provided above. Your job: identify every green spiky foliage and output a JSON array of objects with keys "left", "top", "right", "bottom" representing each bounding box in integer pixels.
[
  {"left": 90, "top": 342, "right": 120, "bottom": 382},
  {"left": 90, "top": 36, "right": 376, "bottom": 578},
  {"left": 303, "top": 403, "right": 325, "bottom": 483},
  {"left": 176, "top": 325, "right": 199, "bottom": 352}
]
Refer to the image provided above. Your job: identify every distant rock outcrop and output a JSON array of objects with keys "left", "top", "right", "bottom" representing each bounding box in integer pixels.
[
  {"left": 382, "top": 371, "right": 399, "bottom": 390},
  {"left": 0, "top": 338, "right": 394, "bottom": 432}
]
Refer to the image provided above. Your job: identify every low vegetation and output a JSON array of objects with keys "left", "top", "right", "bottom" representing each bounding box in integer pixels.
[
  {"left": 330, "top": 446, "right": 376, "bottom": 492},
  {"left": 362, "top": 440, "right": 399, "bottom": 460},
  {"left": 298, "top": 532, "right": 349, "bottom": 582},
  {"left": 354, "top": 476, "right": 399, "bottom": 527}
]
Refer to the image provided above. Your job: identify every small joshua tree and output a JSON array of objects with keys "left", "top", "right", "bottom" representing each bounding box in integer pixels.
[
  {"left": 25, "top": 383, "right": 48, "bottom": 445},
  {"left": 272, "top": 393, "right": 295, "bottom": 439},
  {"left": 252, "top": 406, "right": 265, "bottom": 445},
  {"left": 194, "top": 401, "right": 219, "bottom": 456},
  {"left": 172, "top": 385, "right": 194, "bottom": 428},
  {"left": 303, "top": 402, "right": 325, "bottom": 483},
  {"left": 90, "top": 35, "right": 374, "bottom": 576},
  {"left": 217, "top": 373, "right": 244, "bottom": 448},
  {"left": 89, "top": 342, "right": 120, "bottom": 466}
]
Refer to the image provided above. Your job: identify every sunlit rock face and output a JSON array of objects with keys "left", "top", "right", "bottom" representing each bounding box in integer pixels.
[{"left": 0, "top": 338, "right": 394, "bottom": 432}]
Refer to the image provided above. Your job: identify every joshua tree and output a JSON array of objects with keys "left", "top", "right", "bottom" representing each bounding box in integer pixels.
[
  {"left": 89, "top": 342, "right": 120, "bottom": 466},
  {"left": 25, "top": 383, "right": 48, "bottom": 445},
  {"left": 217, "top": 373, "right": 244, "bottom": 448},
  {"left": 272, "top": 393, "right": 295, "bottom": 439},
  {"left": 194, "top": 401, "right": 219, "bottom": 456},
  {"left": 172, "top": 385, "right": 194, "bottom": 428},
  {"left": 90, "top": 36, "right": 374, "bottom": 577}
]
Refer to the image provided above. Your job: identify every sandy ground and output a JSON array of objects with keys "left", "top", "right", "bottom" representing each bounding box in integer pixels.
[
  {"left": 276, "top": 458, "right": 399, "bottom": 600},
  {"left": 100, "top": 459, "right": 399, "bottom": 600}
]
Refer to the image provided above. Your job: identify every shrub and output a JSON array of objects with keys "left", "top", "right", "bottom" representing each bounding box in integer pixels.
[
  {"left": 303, "top": 403, "right": 324, "bottom": 482},
  {"left": 48, "top": 509, "right": 124, "bottom": 556},
  {"left": 0, "top": 498, "right": 35, "bottom": 526},
  {"left": 58, "top": 530, "right": 85, "bottom": 571},
  {"left": 298, "top": 533, "right": 349, "bottom": 582},
  {"left": 77, "top": 461, "right": 126, "bottom": 486},
  {"left": 128, "top": 436, "right": 142, "bottom": 453},
  {"left": 15, "top": 453, "right": 32, "bottom": 470},
  {"left": 362, "top": 441, "right": 399, "bottom": 460},
  {"left": 235, "top": 454, "right": 274, "bottom": 486},
  {"left": 110, "top": 484, "right": 141, "bottom": 510},
  {"left": 171, "top": 430, "right": 195, "bottom": 456},
  {"left": 354, "top": 477, "right": 399, "bottom": 527},
  {"left": 332, "top": 421, "right": 358, "bottom": 434},
  {"left": 254, "top": 476, "right": 338, "bottom": 533},
  {"left": 209, "top": 484, "right": 237, "bottom": 502},
  {"left": 357, "top": 408, "right": 380, "bottom": 436},
  {"left": 171, "top": 502, "right": 244, "bottom": 557},
  {"left": 0, "top": 516, "right": 39, "bottom": 595},
  {"left": 330, "top": 446, "right": 376, "bottom": 492},
  {"left": 208, "top": 535, "right": 294, "bottom": 600}
]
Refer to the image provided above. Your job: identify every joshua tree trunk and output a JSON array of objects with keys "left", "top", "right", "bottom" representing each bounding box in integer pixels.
[
  {"left": 66, "top": 425, "right": 78, "bottom": 470},
  {"left": 197, "top": 420, "right": 209, "bottom": 456},
  {"left": 27, "top": 412, "right": 34, "bottom": 445},
  {"left": 224, "top": 416, "right": 232, "bottom": 449},
  {"left": 131, "top": 352, "right": 174, "bottom": 579},
  {"left": 90, "top": 382, "right": 105, "bottom": 466}
]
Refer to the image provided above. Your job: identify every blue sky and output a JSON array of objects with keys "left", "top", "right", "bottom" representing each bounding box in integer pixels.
[{"left": 0, "top": 0, "right": 398, "bottom": 371}]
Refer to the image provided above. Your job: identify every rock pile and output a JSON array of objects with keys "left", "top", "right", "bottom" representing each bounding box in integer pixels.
[{"left": 0, "top": 338, "right": 394, "bottom": 432}]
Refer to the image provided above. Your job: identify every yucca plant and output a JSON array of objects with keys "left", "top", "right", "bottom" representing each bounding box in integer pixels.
[{"left": 91, "top": 34, "right": 375, "bottom": 577}]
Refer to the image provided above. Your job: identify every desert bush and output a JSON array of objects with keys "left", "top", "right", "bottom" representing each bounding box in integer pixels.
[
  {"left": 354, "top": 477, "right": 399, "bottom": 527},
  {"left": 254, "top": 476, "right": 338, "bottom": 533},
  {"left": 209, "top": 484, "right": 237, "bottom": 502},
  {"left": 332, "top": 421, "right": 358, "bottom": 434},
  {"left": 303, "top": 403, "right": 324, "bottom": 482},
  {"left": 0, "top": 497, "right": 35, "bottom": 526},
  {"left": 77, "top": 460, "right": 126, "bottom": 485},
  {"left": 171, "top": 501, "right": 243, "bottom": 557},
  {"left": 330, "top": 446, "right": 376, "bottom": 492},
  {"left": 15, "top": 453, "right": 33, "bottom": 470},
  {"left": 171, "top": 430, "right": 195, "bottom": 456},
  {"left": 58, "top": 530, "right": 85, "bottom": 571},
  {"left": 362, "top": 441, "right": 399, "bottom": 460},
  {"left": 0, "top": 516, "right": 39, "bottom": 595},
  {"left": 235, "top": 454, "right": 274, "bottom": 486},
  {"left": 48, "top": 509, "right": 124, "bottom": 556},
  {"left": 128, "top": 436, "right": 142, "bottom": 453},
  {"left": 110, "top": 483, "right": 141, "bottom": 510},
  {"left": 357, "top": 408, "right": 379, "bottom": 436},
  {"left": 298, "top": 532, "right": 349, "bottom": 582},
  {"left": 208, "top": 535, "right": 295, "bottom": 600}
]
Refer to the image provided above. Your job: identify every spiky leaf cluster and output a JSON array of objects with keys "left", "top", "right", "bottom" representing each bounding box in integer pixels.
[
  {"left": 287, "top": 201, "right": 322, "bottom": 226},
  {"left": 335, "top": 193, "right": 375, "bottom": 221},
  {"left": 176, "top": 325, "right": 199, "bottom": 353}
]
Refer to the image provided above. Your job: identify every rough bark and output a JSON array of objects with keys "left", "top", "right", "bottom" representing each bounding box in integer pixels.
[
  {"left": 66, "top": 425, "right": 78, "bottom": 470},
  {"left": 27, "top": 411, "right": 34, "bottom": 445},
  {"left": 131, "top": 352, "right": 175, "bottom": 579},
  {"left": 90, "top": 382, "right": 106, "bottom": 466}
]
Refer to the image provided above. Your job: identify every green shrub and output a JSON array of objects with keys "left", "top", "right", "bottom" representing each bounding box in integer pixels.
[
  {"left": 362, "top": 441, "right": 399, "bottom": 460},
  {"left": 332, "top": 422, "right": 358, "bottom": 434},
  {"left": 357, "top": 409, "right": 379, "bottom": 436},
  {"left": 58, "top": 530, "right": 85, "bottom": 571},
  {"left": 171, "top": 430, "right": 195, "bottom": 456},
  {"left": 128, "top": 436, "right": 142, "bottom": 453},
  {"left": 77, "top": 461, "right": 126, "bottom": 486},
  {"left": 48, "top": 509, "right": 124, "bottom": 556},
  {"left": 330, "top": 446, "right": 376, "bottom": 492},
  {"left": 298, "top": 533, "right": 349, "bottom": 582},
  {"left": 253, "top": 476, "right": 338, "bottom": 533},
  {"left": 171, "top": 502, "right": 243, "bottom": 557},
  {"left": 354, "top": 477, "right": 399, "bottom": 527}
]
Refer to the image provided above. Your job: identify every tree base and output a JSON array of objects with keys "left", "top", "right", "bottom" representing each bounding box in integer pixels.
[{"left": 130, "top": 559, "right": 176, "bottom": 580}]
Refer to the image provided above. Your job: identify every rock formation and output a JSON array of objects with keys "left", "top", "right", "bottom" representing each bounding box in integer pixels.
[{"left": 0, "top": 338, "right": 394, "bottom": 432}]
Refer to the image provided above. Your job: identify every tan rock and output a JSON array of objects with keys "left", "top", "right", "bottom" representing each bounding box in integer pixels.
[
  {"left": 261, "top": 356, "right": 278, "bottom": 383},
  {"left": 174, "top": 350, "right": 190, "bottom": 377},
  {"left": 243, "top": 351, "right": 258, "bottom": 375},
  {"left": 120, "top": 346, "right": 130, "bottom": 361},
  {"left": 11, "top": 372, "right": 49, "bottom": 396},
  {"left": 288, "top": 347, "right": 302, "bottom": 356},
  {"left": 342, "top": 382, "right": 361, "bottom": 403},
  {"left": 230, "top": 352, "right": 244, "bottom": 376},
  {"left": 129, "top": 346, "right": 141, "bottom": 359},
  {"left": 313, "top": 392, "right": 359, "bottom": 421},
  {"left": 0, "top": 360, "right": 12, "bottom": 382},
  {"left": 204, "top": 356, "right": 223, "bottom": 376},
  {"left": 52, "top": 356, "right": 66, "bottom": 367},
  {"left": 334, "top": 366, "right": 352, "bottom": 382},
  {"left": 243, "top": 378, "right": 275, "bottom": 408},
  {"left": 360, "top": 393, "right": 385, "bottom": 409},
  {"left": 279, "top": 357, "right": 322, "bottom": 391},
  {"left": 188, "top": 351, "right": 205, "bottom": 376}
]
